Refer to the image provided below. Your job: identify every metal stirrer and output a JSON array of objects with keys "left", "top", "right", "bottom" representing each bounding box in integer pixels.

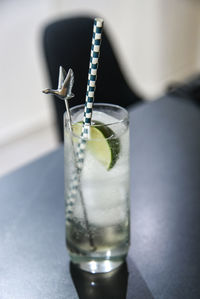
[
  {"left": 42, "top": 66, "right": 96, "bottom": 250},
  {"left": 43, "top": 66, "right": 74, "bottom": 131}
]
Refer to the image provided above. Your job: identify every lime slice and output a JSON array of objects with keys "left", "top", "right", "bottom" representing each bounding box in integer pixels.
[{"left": 72, "top": 121, "right": 120, "bottom": 170}]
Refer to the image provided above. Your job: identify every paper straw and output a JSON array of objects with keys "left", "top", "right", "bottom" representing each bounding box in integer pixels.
[
  {"left": 66, "top": 18, "right": 104, "bottom": 224},
  {"left": 77, "top": 17, "right": 104, "bottom": 170}
]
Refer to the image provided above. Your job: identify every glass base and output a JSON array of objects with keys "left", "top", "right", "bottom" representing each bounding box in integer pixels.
[{"left": 71, "top": 258, "right": 124, "bottom": 274}]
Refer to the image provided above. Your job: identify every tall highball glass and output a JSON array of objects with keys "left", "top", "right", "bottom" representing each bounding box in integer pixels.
[{"left": 64, "top": 103, "right": 130, "bottom": 273}]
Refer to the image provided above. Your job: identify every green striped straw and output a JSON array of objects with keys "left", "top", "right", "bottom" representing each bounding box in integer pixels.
[
  {"left": 77, "top": 17, "right": 104, "bottom": 169},
  {"left": 66, "top": 18, "right": 104, "bottom": 225}
]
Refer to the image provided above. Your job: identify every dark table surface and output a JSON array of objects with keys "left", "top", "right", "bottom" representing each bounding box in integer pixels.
[{"left": 1, "top": 96, "right": 200, "bottom": 299}]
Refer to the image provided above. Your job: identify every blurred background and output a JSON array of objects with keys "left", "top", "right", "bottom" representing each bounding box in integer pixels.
[{"left": 0, "top": 0, "right": 200, "bottom": 177}]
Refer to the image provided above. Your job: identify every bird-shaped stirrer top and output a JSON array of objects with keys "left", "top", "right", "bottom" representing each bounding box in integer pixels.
[{"left": 43, "top": 66, "right": 74, "bottom": 130}]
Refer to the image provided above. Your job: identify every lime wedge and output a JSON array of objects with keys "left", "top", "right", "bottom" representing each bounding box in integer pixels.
[{"left": 72, "top": 121, "right": 120, "bottom": 170}]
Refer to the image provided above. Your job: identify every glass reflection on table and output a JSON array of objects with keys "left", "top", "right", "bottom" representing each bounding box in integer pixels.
[{"left": 70, "top": 261, "right": 128, "bottom": 299}]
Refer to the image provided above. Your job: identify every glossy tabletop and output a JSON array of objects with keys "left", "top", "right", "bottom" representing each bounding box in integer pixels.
[{"left": 0, "top": 96, "right": 200, "bottom": 298}]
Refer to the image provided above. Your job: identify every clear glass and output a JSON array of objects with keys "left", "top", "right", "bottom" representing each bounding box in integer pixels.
[{"left": 64, "top": 103, "right": 130, "bottom": 273}]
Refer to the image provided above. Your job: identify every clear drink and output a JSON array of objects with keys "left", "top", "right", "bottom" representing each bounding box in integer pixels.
[{"left": 64, "top": 103, "right": 130, "bottom": 273}]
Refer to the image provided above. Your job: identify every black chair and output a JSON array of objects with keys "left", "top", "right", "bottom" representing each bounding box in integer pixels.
[
  {"left": 167, "top": 74, "right": 200, "bottom": 106},
  {"left": 42, "top": 16, "right": 143, "bottom": 142}
]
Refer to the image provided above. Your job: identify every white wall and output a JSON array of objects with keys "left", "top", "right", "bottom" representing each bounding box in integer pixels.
[
  {"left": 158, "top": 0, "right": 200, "bottom": 92},
  {"left": 0, "top": 0, "right": 200, "bottom": 148},
  {"left": 0, "top": 0, "right": 55, "bottom": 146}
]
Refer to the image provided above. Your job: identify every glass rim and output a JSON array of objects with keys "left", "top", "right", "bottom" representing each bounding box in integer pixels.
[
  {"left": 64, "top": 103, "right": 129, "bottom": 140},
  {"left": 67, "top": 103, "right": 129, "bottom": 126}
]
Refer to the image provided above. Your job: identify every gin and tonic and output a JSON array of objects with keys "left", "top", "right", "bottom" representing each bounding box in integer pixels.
[{"left": 64, "top": 103, "right": 130, "bottom": 273}]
